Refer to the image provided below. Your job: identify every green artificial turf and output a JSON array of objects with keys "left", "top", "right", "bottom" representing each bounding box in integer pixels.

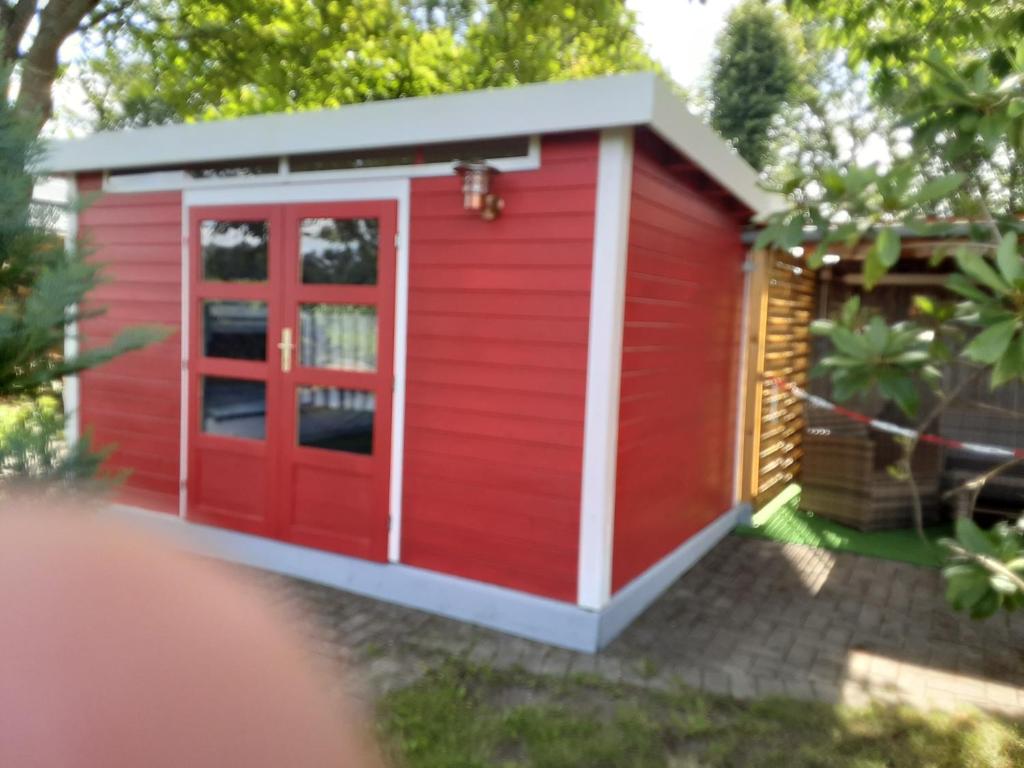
[{"left": 734, "top": 483, "right": 951, "bottom": 568}]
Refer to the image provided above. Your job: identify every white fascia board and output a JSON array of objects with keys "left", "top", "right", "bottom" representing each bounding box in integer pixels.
[
  {"left": 647, "top": 78, "right": 785, "bottom": 216},
  {"left": 43, "top": 72, "right": 779, "bottom": 217},
  {"left": 41, "top": 73, "right": 656, "bottom": 175}
]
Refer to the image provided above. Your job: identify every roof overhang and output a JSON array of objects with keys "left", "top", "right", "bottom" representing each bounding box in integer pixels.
[{"left": 41, "top": 72, "right": 782, "bottom": 216}]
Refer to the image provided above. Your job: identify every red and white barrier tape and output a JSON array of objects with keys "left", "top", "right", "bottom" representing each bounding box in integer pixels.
[{"left": 770, "top": 377, "right": 1024, "bottom": 460}]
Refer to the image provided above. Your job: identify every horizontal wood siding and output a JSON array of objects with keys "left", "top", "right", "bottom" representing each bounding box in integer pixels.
[
  {"left": 76, "top": 174, "right": 182, "bottom": 514},
  {"left": 611, "top": 141, "right": 745, "bottom": 592},
  {"left": 401, "top": 133, "right": 598, "bottom": 601}
]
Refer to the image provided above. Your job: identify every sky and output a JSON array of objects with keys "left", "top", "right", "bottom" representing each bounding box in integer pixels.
[{"left": 627, "top": 0, "right": 743, "bottom": 90}]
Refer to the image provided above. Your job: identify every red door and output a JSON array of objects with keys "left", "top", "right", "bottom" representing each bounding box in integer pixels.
[{"left": 187, "top": 201, "right": 396, "bottom": 561}]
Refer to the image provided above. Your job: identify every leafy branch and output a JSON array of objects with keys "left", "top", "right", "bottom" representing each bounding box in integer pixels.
[{"left": 758, "top": 40, "right": 1024, "bottom": 618}]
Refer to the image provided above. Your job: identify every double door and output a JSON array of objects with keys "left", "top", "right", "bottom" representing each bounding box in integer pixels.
[{"left": 187, "top": 201, "right": 396, "bottom": 560}]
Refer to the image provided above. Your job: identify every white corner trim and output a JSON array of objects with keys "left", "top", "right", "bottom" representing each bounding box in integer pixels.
[
  {"left": 179, "top": 176, "right": 411, "bottom": 560},
  {"left": 106, "top": 503, "right": 604, "bottom": 652},
  {"left": 577, "top": 127, "right": 634, "bottom": 611},
  {"left": 63, "top": 183, "right": 80, "bottom": 448},
  {"left": 597, "top": 506, "right": 739, "bottom": 646}
]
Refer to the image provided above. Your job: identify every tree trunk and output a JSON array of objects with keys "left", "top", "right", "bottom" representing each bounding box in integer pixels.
[{"left": 2, "top": 0, "right": 104, "bottom": 134}]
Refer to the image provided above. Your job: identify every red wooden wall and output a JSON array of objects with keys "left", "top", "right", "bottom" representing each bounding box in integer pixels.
[
  {"left": 611, "top": 135, "right": 747, "bottom": 593},
  {"left": 76, "top": 175, "right": 183, "bottom": 514},
  {"left": 400, "top": 133, "right": 599, "bottom": 601}
]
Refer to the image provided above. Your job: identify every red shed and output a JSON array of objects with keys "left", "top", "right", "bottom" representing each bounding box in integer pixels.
[{"left": 43, "top": 73, "right": 776, "bottom": 651}]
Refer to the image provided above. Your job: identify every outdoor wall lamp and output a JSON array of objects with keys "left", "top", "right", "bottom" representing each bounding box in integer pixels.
[{"left": 455, "top": 160, "right": 504, "bottom": 220}]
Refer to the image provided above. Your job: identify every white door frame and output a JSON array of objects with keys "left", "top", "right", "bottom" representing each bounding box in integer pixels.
[{"left": 181, "top": 177, "right": 411, "bottom": 563}]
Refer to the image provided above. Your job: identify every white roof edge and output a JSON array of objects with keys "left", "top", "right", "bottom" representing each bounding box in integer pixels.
[
  {"left": 41, "top": 72, "right": 780, "bottom": 216},
  {"left": 648, "top": 78, "right": 784, "bottom": 216}
]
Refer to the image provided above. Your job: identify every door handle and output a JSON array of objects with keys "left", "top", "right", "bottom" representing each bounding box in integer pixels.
[{"left": 277, "top": 327, "right": 294, "bottom": 373}]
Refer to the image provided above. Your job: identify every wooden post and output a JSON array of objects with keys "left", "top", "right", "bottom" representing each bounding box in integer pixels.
[{"left": 740, "top": 249, "right": 770, "bottom": 504}]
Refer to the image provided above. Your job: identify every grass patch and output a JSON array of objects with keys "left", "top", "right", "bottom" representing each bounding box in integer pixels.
[
  {"left": 734, "top": 483, "right": 950, "bottom": 568},
  {"left": 378, "top": 659, "right": 1024, "bottom": 767}
]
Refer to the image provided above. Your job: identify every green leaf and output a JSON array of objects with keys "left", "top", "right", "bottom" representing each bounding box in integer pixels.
[
  {"left": 971, "top": 590, "right": 1003, "bottom": 619},
  {"left": 946, "top": 569, "right": 989, "bottom": 610},
  {"left": 991, "top": 575, "right": 1019, "bottom": 595},
  {"left": 809, "top": 319, "right": 834, "bottom": 336},
  {"left": 864, "top": 316, "right": 889, "bottom": 355},
  {"left": 956, "top": 517, "right": 998, "bottom": 557},
  {"left": 779, "top": 217, "right": 805, "bottom": 250},
  {"left": 963, "top": 318, "right": 1018, "bottom": 364},
  {"left": 877, "top": 368, "right": 919, "bottom": 415},
  {"left": 753, "top": 225, "right": 779, "bottom": 251},
  {"left": 991, "top": 332, "right": 1024, "bottom": 387},
  {"left": 891, "top": 350, "right": 930, "bottom": 364},
  {"left": 829, "top": 327, "right": 869, "bottom": 358},
  {"left": 912, "top": 172, "right": 966, "bottom": 205},
  {"left": 876, "top": 229, "right": 901, "bottom": 268},
  {"left": 839, "top": 295, "right": 860, "bottom": 327},
  {"left": 831, "top": 369, "right": 871, "bottom": 402},
  {"left": 956, "top": 248, "right": 1011, "bottom": 296},
  {"left": 1010, "top": 98, "right": 1024, "bottom": 118},
  {"left": 921, "top": 365, "right": 944, "bottom": 386},
  {"left": 863, "top": 247, "right": 888, "bottom": 291},
  {"left": 913, "top": 295, "right": 935, "bottom": 316},
  {"left": 946, "top": 273, "right": 991, "bottom": 303},
  {"left": 943, "top": 564, "right": 976, "bottom": 580},
  {"left": 996, "top": 231, "right": 1022, "bottom": 284},
  {"left": 806, "top": 244, "right": 827, "bottom": 269},
  {"left": 819, "top": 355, "right": 866, "bottom": 369}
]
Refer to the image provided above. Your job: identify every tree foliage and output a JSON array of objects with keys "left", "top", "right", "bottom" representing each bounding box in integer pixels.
[
  {"left": 787, "top": 0, "right": 1024, "bottom": 211},
  {"left": 786, "top": 0, "right": 1024, "bottom": 98},
  {"left": 0, "top": 105, "right": 166, "bottom": 484},
  {"left": 82, "top": 0, "right": 657, "bottom": 128},
  {"left": 708, "top": 0, "right": 800, "bottom": 171},
  {"left": 758, "top": 7, "right": 1024, "bottom": 616}
]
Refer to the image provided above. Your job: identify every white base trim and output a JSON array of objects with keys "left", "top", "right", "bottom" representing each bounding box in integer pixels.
[
  {"left": 597, "top": 506, "right": 741, "bottom": 647},
  {"left": 105, "top": 502, "right": 739, "bottom": 653}
]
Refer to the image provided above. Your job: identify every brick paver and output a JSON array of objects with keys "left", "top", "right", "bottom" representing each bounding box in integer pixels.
[{"left": 253, "top": 535, "right": 1024, "bottom": 715}]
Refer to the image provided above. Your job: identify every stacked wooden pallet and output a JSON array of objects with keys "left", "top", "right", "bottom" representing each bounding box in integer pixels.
[{"left": 801, "top": 411, "right": 944, "bottom": 531}]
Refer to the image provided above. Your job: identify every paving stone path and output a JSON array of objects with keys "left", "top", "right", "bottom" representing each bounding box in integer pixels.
[{"left": 250, "top": 536, "right": 1024, "bottom": 716}]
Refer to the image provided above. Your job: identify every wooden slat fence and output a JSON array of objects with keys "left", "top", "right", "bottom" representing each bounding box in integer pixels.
[{"left": 740, "top": 250, "right": 815, "bottom": 507}]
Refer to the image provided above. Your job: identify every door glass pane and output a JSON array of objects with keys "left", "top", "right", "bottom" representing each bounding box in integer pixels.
[
  {"left": 201, "top": 220, "right": 268, "bottom": 282},
  {"left": 297, "top": 387, "right": 374, "bottom": 454},
  {"left": 300, "top": 218, "right": 378, "bottom": 285},
  {"left": 203, "top": 301, "right": 267, "bottom": 361},
  {"left": 202, "top": 376, "right": 266, "bottom": 440},
  {"left": 299, "top": 304, "right": 377, "bottom": 372}
]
